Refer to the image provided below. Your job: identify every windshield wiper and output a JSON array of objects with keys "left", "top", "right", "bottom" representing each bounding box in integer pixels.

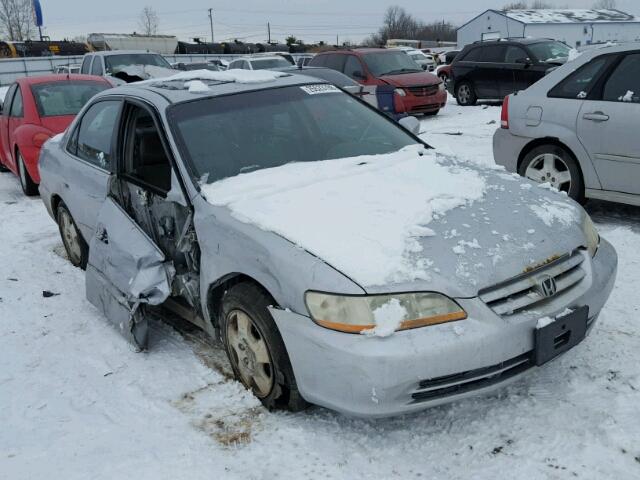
[{"left": 381, "top": 68, "right": 421, "bottom": 75}]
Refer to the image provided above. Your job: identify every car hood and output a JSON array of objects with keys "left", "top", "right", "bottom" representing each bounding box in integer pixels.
[
  {"left": 200, "top": 145, "right": 589, "bottom": 298},
  {"left": 379, "top": 71, "right": 440, "bottom": 87}
]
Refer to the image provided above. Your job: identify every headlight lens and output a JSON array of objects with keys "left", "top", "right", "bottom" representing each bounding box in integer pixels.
[
  {"left": 305, "top": 291, "right": 467, "bottom": 335},
  {"left": 394, "top": 88, "right": 407, "bottom": 97},
  {"left": 582, "top": 214, "right": 600, "bottom": 257}
]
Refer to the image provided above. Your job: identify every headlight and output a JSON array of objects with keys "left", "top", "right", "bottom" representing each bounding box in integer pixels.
[
  {"left": 582, "top": 214, "right": 600, "bottom": 257},
  {"left": 438, "top": 82, "right": 445, "bottom": 91},
  {"left": 394, "top": 88, "right": 407, "bottom": 97},
  {"left": 305, "top": 291, "right": 467, "bottom": 335}
]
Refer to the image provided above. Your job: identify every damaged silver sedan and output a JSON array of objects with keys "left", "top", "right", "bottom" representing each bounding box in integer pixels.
[{"left": 39, "top": 70, "right": 617, "bottom": 417}]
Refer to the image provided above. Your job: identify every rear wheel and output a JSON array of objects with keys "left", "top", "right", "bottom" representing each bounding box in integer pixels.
[
  {"left": 519, "top": 144, "right": 585, "bottom": 203},
  {"left": 56, "top": 201, "right": 89, "bottom": 269},
  {"left": 455, "top": 81, "right": 477, "bottom": 106},
  {"left": 220, "top": 282, "right": 307, "bottom": 412},
  {"left": 17, "top": 151, "right": 38, "bottom": 196}
]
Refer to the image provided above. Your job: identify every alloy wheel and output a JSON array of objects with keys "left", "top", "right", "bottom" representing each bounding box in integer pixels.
[
  {"left": 457, "top": 84, "right": 471, "bottom": 104},
  {"left": 525, "top": 153, "right": 572, "bottom": 193},
  {"left": 226, "top": 309, "right": 274, "bottom": 398}
]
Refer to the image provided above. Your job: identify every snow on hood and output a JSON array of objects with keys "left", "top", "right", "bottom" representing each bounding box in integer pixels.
[
  {"left": 153, "top": 69, "right": 287, "bottom": 85},
  {"left": 113, "top": 64, "right": 177, "bottom": 81},
  {"left": 201, "top": 145, "right": 486, "bottom": 287}
]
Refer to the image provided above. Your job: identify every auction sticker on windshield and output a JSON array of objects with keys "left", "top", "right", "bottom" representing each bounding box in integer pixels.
[{"left": 300, "top": 84, "right": 340, "bottom": 95}]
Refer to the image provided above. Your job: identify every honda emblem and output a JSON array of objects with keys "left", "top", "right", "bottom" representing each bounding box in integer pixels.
[{"left": 538, "top": 275, "right": 558, "bottom": 299}]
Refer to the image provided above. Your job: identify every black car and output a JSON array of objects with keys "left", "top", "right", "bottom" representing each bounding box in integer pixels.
[{"left": 449, "top": 38, "right": 570, "bottom": 106}]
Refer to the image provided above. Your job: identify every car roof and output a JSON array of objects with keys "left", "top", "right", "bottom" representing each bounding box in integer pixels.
[
  {"left": 469, "top": 38, "right": 556, "bottom": 48},
  {"left": 17, "top": 74, "right": 111, "bottom": 85},
  {"left": 104, "top": 70, "right": 326, "bottom": 105},
  {"left": 317, "top": 48, "right": 390, "bottom": 55},
  {"left": 88, "top": 50, "right": 163, "bottom": 57}
]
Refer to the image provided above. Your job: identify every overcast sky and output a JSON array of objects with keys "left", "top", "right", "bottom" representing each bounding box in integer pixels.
[{"left": 42, "top": 0, "right": 640, "bottom": 44}]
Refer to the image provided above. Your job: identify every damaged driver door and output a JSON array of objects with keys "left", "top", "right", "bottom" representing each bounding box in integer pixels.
[{"left": 86, "top": 197, "right": 174, "bottom": 350}]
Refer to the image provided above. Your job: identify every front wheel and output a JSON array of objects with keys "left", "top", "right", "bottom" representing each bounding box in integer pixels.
[
  {"left": 220, "top": 282, "right": 307, "bottom": 412},
  {"left": 17, "top": 151, "right": 38, "bottom": 196},
  {"left": 518, "top": 145, "right": 585, "bottom": 203},
  {"left": 455, "top": 81, "right": 477, "bottom": 106}
]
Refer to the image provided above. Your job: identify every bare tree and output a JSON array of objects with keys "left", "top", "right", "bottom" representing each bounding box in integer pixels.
[
  {"left": 138, "top": 6, "right": 159, "bottom": 36},
  {"left": 531, "top": 0, "right": 554, "bottom": 8},
  {"left": 365, "top": 6, "right": 455, "bottom": 45},
  {"left": 0, "top": 0, "right": 35, "bottom": 41},
  {"left": 593, "top": 0, "right": 617, "bottom": 9},
  {"left": 502, "top": 2, "right": 528, "bottom": 10}
]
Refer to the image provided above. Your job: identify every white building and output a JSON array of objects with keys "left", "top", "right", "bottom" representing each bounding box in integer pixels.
[{"left": 457, "top": 9, "right": 640, "bottom": 49}]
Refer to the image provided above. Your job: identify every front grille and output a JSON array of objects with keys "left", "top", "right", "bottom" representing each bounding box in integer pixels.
[
  {"left": 411, "top": 352, "right": 533, "bottom": 402},
  {"left": 406, "top": 84, "right": 439, "bottom": 96},
  {"left": 479, "top": 252, "right": 586, "bottom": 317}
]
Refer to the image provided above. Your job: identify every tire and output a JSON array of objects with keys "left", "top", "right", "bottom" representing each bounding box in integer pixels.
[
  {"left": 17, "top": 150, "right": 38, "bottom": 196},
  {"left": 220, "top": 282, "right": 308, "bottom": 412},
  {"left": 455, "top": 81, "right": 477, "bottom": 106},
  {"left": 56, "top": 201, "right": 89, "bottom": 269},
  {"left": 518, "top": 144, "right": 585, "bottom": 204}
]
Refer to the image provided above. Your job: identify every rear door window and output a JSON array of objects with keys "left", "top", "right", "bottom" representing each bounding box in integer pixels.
[
  {"left": 602, "top": 53, "right": 640, "bottom": 103},
  {"left": 548, "top": 57, "right": 609, "bottom": 99},
  {"left": 461, "top": 47, "right": 483, "bottom": 62},
  {"left": 482, "top": 46, "right": 507, "bottom": 63},
  {"left": 324, "top": 54, "right": 346, "bottom": 72}
]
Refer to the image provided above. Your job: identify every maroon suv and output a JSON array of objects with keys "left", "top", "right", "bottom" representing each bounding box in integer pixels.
[{"left": 309, "top": 48, "right": 447, "bottom": 115}]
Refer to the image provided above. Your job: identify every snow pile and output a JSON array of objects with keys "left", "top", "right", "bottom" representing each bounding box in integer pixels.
[
  {"left": 567, "top": 48, "right": 583, "bottom": 62},
  {"left": 154, "top": 68, "right": 286, "bottom": 85},
  {"left": 530, "top": 199, "right": 579, "bottom": 227},
  {"left": 361, "top": 299, "right": 408, "bottom": 338},
  {"left": 619, "top": 90, "right": 635, "bottom": 102},
  {"left": 536, "top": 316, "right": 554, "bottom": 329},
  {"left": 185, "top": 80, "right": 210, "bottom": 93},
  {"left": 201, "top": 145, "right": 486, "bottom": 286}
]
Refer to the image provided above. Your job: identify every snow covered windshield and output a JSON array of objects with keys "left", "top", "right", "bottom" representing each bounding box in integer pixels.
[
  {"left": 528, "top": 41, "right": 571, "bottom": 63},
  {"left": 168, "top": 85, "right": 419, "bottom": 183},
  {"left": 104, "top": 54, "right": 172, "bottom": 74}
]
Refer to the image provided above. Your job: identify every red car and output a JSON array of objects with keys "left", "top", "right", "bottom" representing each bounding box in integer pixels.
[
  {"left": 0, "top": 74, "right": 111, "bottom": 195},
  {"left": 309, "top": 48, "right": 447, "bottom": 116}
]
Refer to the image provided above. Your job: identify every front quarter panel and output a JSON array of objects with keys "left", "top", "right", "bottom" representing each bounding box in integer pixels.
[{"left": 192, "top": 195, "right": 365, "bottom": 320}]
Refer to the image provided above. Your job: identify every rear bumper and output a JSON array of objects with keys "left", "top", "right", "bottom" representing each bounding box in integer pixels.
[
  {"left": 492, "top": 127, "right": 532, "bottom": 173},
  {"left": 272, "top": 240, "right": 617, "bottom": 418}
]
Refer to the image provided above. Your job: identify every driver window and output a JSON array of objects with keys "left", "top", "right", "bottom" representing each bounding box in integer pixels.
[
  {"left": 123, "top": 105, "right": 172, "bottom": 192},
  {"left": 343, "top": 55, "right": 363, "bottom": 79}
]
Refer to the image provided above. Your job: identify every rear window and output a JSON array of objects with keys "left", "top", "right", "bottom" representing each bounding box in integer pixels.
[
  {"left": 548, "top": 57, "right": 609, "bottom": 99},
  {"left": 460, "top": 47, "right": 483, "bottom": 62},
  {"left": 250, "top": 58, "right": 292, "bottom": 70},
  {"left": 31, "top": 81, "right": 110, "bottom": 117}
]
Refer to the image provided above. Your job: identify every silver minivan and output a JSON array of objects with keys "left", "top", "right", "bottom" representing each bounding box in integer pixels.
[{"left": 494, "top": 43, "right": 640, "bottom": 206}]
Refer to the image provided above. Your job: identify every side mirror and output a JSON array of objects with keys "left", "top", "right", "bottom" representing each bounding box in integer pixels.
[
  {"left": 515, "top": 57, "right": 532, "bottom": 65},
  {"left": 352, "top": 70, "right": 366, "bottom": 80},
  {"left": 398, "top": 115, "right": 421, "bottom": 135}
]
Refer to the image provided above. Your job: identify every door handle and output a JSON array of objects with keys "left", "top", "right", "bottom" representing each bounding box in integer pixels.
[{"left": 583, "top": 112, "right": 609, "bottom": 122}]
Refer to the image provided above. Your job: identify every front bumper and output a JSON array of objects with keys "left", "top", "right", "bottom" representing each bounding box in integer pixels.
[
  {"left": 492, "top": 127, "right": 532, "bottom": 173},
  {"left": 272, "top": 239, "right": 617, "bottom": 418},
  {"left": 396, "top": 89, "right": 447, "bottom": 114}
]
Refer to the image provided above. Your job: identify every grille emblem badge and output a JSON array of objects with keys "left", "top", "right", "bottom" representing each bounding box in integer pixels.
[{"left": 538, "top": 275, "right": 558, "bottom": 299}]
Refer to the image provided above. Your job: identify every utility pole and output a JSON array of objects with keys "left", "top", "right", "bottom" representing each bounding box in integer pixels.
[
  {"left": 267, "top": 22, "right": 271, "bottom": 44},
  {"left": 208, "top": 8, "right": 214, "bottom": 43}
]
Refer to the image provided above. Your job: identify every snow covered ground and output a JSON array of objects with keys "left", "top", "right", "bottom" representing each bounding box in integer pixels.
[{"left": 1, "top": 99, "right": 640, "bottom": 479}]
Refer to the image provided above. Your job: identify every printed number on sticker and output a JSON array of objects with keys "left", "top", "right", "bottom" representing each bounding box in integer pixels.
[{"left": 300, "top": 85, "right": 340, "bottom": 95}]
